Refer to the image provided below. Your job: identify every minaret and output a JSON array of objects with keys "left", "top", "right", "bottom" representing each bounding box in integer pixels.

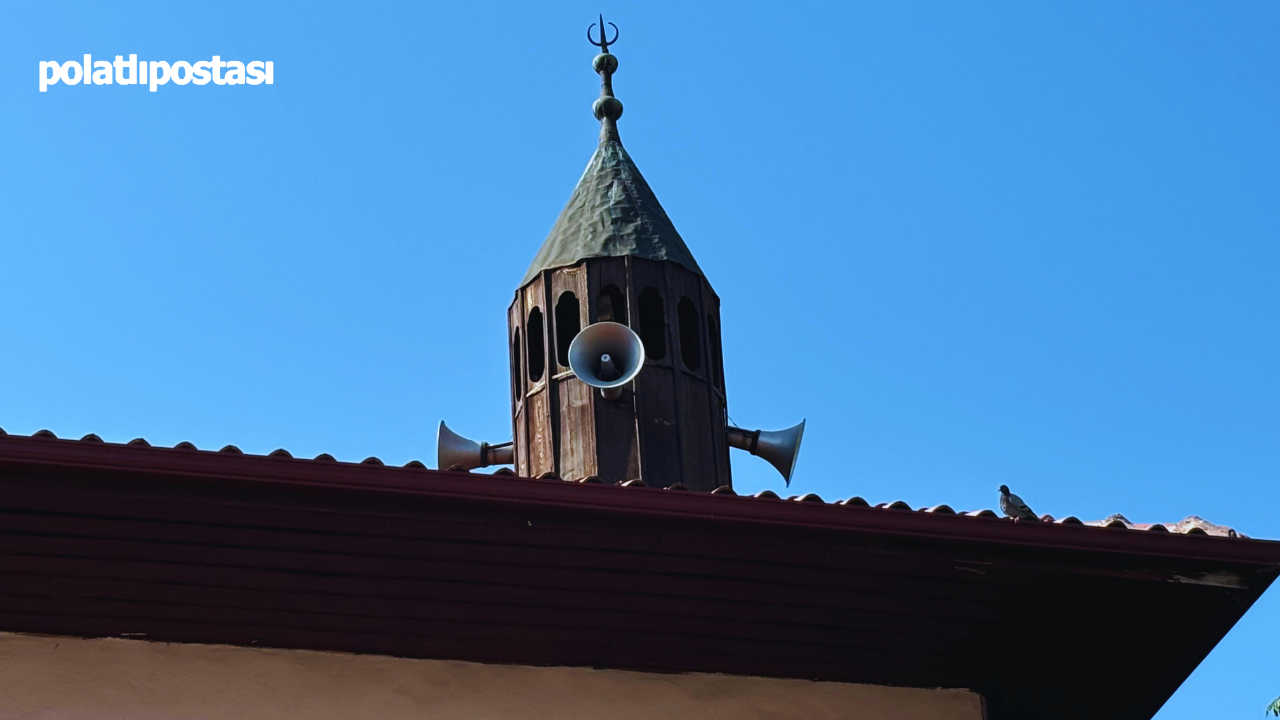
[{"left": 507, "top": 18, "right": 731, "bottom": 489}]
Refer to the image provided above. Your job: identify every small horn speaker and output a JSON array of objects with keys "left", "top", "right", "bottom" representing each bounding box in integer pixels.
[
  {"left": 568, "top": 321, "right": 646, "bottom": 400},
  {"left": 727, "top": 420, "right": 806, "bottom": 486},
  {"left": 437, "top": 421, "right": 514, "bottom": 471}
]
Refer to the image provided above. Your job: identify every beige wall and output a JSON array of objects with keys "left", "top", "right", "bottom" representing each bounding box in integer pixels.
[{"left": 0, "top": 632, "right": 984, "bottom": 720}]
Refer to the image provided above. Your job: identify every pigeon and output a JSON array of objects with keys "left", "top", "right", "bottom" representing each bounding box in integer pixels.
[{"left": 998, "top": 485, "right": 1039, "bottom": 522}]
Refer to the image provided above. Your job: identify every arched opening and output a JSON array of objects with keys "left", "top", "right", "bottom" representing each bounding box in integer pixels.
[
  {"left": 597, "top": 284, "right": 627, "bottom": 325},
  {"left": 678, "top": 297, "right": 701, "bottom": 371},
  {"left": 638, "top": 287, "right": 666, "bottom": 361},
  {"left": 707, "top": 314, "right": 723, "bottom": 390},
  {"left": 526, "top": 308, "right": 545, "bottom": 383},
  {"left": 511, "top": 329, "right": 523, "bottom": 399},
  {"left": 554, "top": 291, "right": 581, "bottom": 368}
]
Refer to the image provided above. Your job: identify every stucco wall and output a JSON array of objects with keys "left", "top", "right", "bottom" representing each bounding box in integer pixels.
[{"left": 0, "top": 632, "right": 984, "bottom": 720}]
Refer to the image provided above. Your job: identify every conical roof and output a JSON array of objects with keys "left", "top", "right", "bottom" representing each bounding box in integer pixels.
[
  {"left": 521, "top": 137, "right": 702, "bottom": 285},
  {"left": 521, "top": 30, "right": 702, "bottom": 287}
]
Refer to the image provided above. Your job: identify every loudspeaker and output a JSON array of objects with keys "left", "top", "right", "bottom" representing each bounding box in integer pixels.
[
  {"left": 726, "top": 420, "right": 806, "bottom": 486},
  {"left": 436, "top": 421, "right": 514, "bottom": 471},
  {"left": 567, "top": 321, "right": 646, "bottom": 400}
]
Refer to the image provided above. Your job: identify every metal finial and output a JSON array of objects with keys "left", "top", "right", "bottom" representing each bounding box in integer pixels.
[
  {"left": 587, "top": 14, "right": 619, "bottom": 53},
  {"left": 587, "top": 14, "right": 623, "bottom": 140}
]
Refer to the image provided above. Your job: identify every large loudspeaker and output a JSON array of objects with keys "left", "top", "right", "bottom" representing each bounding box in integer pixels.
[
  {"left": 727, "top": 420, "right": 806, "bottom": 486},
  {"left": 436, "top": 421, "right": 514, "bottom": 471},
  {"left": 567, "top": 321, "right": 646, "bottom": 400}
]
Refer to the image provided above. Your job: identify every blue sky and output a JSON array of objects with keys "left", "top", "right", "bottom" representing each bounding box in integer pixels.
[{"left": 1, "top": 1, "right": 1277, "bottom": 715}]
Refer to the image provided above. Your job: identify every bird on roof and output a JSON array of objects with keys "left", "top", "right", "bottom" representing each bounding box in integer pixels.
[{"left": 999, "top": 485, "right": 1040, "bottom": 522}]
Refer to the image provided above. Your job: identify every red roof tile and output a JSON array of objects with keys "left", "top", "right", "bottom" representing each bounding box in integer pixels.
[{"left": 0, "top": 428, "right": 1248, "bottom": 539}]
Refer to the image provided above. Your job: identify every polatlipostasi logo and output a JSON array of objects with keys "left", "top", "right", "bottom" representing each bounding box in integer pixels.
[{"left": 39, "top": 55, "right": 273, "bottom": 92}]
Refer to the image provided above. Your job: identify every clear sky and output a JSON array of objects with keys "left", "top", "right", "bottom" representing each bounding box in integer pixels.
[{"left": 2, "top": 1, "right": 1277, "bottom": 715}]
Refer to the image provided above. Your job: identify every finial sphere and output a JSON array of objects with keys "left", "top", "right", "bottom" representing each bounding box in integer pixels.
[
  {"left": 593, "top": 53, "right": 618, "bottom": 75},
  {"left": 592, "top": 96, "right": 624, "bottom": 121}
]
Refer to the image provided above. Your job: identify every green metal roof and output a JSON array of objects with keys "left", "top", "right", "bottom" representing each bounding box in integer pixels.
[{"left": 521, "top": 136, "right": 703, "bottom": 286}]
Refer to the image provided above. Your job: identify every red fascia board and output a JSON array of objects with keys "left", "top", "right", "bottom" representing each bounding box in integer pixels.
[{"left": 2, "top": 434, "right": 1279, "bottom": 569}]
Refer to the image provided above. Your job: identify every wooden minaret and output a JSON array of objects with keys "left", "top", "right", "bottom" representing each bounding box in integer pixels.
[{"left": 507, "top": 19, "right": 731, "bottom": 490}]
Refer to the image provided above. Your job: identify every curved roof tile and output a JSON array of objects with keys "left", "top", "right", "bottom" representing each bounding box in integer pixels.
[{"left": 0, "top": 430, "right": 1248, "bottom": 539}]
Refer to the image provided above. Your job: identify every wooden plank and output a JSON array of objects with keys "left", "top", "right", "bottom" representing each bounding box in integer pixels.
[
  {"left": 550, "top": 264, "right": 594, "bottom": 481},
  {"left": 592, "top": 389, "right": 640, "bottom": 482},
  {"left": 702, "top": 277, "right": 732, "bottom": 487},
  {"left": 633, "top": 366, "right": 681, "bottom": 487},
  {"left": 0, "top": 574, "right": 1039, "bottom": 652},
  {"left": 0, "top": 611, "right": 590, "bottom": 667},
  {"left": 540, "top": 271, "right": 562, "bottom": 475},
  {"left": 669, "top": 265, "right": 718, "bottom": 490},
  {"left": 508, "top": 294, "right": 529, "bottom": 476},
  {"left": 0, "top": 528, "right": 1068, "bottom": 611},
  {"left": 527, "top": 392, "right": 552, "bottom": 476},
  {"left": 677, "top": 374, "right": 717, "bottom": 491},
  {"left": 522, "top": 277, "right": 554, "bottom": 476},
  {"left": 666, "top": 263, "right": 718, "bottom": 490},
  {"left": 554, "top": 378, "right": 594, "bottom": 481},
  {"left": 0, "top": 604, "right": 994, "bottom": 691},
  {"left": 0, "top": 527, "right": 1065, "bottom": 619},
  {"left": 0, "top": 480, "right": 1169, "bottom": 590},
  {"left": 549, "top": 265, "right": 587, "bottom": 374},
  {"left": 0, "top": 554, "right": 1057, "bottom": 631},
  {"left": 630, "top": 259, "right": 683, "bottom": 487},
  {"left": 588, "top": 257, "right": 640, "bottom": 482},
  {"left": 0, "top": 593, "right": 1003, "bottom": 667}
]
